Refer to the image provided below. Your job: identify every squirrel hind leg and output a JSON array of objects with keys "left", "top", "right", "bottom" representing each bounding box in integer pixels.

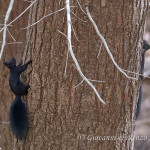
[
  {"left": 17, "top": 83, "right": 30, "bottom": 95},
  {"left": 10, "top": 98, "right": 28, "bottom": 140},
  {"left": 24, "top": 85, "right": 30, "bottom": 95},
  {"left": 26, "top": 85, "right": 30, "bottom": 90}
]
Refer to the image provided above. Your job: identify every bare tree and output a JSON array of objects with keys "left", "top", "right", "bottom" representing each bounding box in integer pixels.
[{"left": 0, "top": 0, "right": 149, "bottom": 150}]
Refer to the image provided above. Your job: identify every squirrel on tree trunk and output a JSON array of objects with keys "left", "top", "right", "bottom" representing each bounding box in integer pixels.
[
  {"left": 136, "top": 40, "right": 150, "bottom": 118},
  {"left": 4, "top": 58, "right": 32, "bottom": 140}
]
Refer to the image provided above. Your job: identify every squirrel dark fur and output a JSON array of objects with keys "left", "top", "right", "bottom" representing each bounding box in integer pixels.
[
  {"left": 4, "top": 58, "right": 31, "bottom": 96},
  {"left": 9, "top": 96, "right": 28, "bottom": 140},
  {"left": 4, "top": 58, "right": 32, "bottom": 140},
  {"left": 136, "top": 40, "right": 150, "bottom": 118}
]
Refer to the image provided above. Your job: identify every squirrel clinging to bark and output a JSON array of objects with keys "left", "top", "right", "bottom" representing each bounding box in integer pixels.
[
  {"left": 4, "top": 58, "right": 32, "bottom": 140},
  {"left": 4, "top": 58, "right": 31, "bottom": 96},
  {"left": 136, "top": 40, "right": 150, "bottom": 118}
]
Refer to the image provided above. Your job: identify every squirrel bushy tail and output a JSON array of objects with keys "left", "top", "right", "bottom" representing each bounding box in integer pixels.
[{"left": 10, "top": 96, "right": 28, "bottom": 140}]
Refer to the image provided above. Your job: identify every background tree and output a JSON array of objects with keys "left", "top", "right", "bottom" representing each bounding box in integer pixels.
[{"left": 0, "top": 0, "right": 149, "bottom": 150}]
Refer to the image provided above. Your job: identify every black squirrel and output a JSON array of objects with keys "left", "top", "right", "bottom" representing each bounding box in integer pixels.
[
  {"left": 4, "top": 58, "right": 32, "bottom": 140},
  {"left": 136, "top": 40, "right": 150, "bottom": 118}
]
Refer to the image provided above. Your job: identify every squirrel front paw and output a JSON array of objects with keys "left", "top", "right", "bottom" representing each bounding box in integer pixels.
[
  {"left": 27, "top": 60, "right": 32, "bottom": 64},
  {"left": 26, "top": 85, "right": 30, "bottom": 89}
]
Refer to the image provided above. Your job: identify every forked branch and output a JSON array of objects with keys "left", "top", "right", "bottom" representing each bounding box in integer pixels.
[
  {"left": 86, "top": 6, "right": 137, "bottom": 80},
  {"left": 66, "top": 0, "right": 105, "bottom": 104}
]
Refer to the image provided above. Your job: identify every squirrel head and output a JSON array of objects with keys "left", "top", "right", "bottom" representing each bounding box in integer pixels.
[
  {"left": 143, "top": 40, "right": 150, "bottom": 51},
  {"left": 4, "top": 58, "right": 16, "bottom": 69}
]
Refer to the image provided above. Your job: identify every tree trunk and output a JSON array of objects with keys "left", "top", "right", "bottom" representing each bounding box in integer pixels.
[
  {"left": 0, "top": 1, "right": 29, "bottom": 149},
  {"left": 14, "top": 0, "right": 149, "bottom": 150}
]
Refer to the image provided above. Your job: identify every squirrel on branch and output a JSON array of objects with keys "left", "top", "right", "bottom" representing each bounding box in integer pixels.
[{"left": 4, "top": 58, "right": 32, "bottom": 140}]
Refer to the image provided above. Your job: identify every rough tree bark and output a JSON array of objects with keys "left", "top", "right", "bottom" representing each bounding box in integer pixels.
[
  {"left": 3, "top": 0, "right": 149, "bottom": 150},
  {"left": 0, "top": 1, "right": 29, "bottom": 149}
]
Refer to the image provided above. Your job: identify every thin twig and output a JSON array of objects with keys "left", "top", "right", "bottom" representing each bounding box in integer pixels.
[
  {"left": 24, "top": 0, "right": 32, "bottom": 2},
  {"left": 74, "top": 79, "right": 84, "bottom": 88},
  {"left": 76, "top": 0, "right": 86, "bottom": 14},
  {"left": 0, "top": 121, "right": 10, "bottom": 124},
  {"left": 66, "top": 0, "right": 105, "bottom": 104},
  {"left": 65, "top": 49, "right": 70, "bottom": 76},
  {"left": 86, "top": 6, "right": 137, "bottom": 80},
  {"left": 58, "top": 30, "right": 70, "bottom": 77},
  {"left": 0, "top": 24, "right": 12, "bottom": 26},
  {"left": 7, "top": 42, "right": 23, "bottom": 44},
  {"left": 0, "top": 41, "right": 22, "bottom": 44},
  {"left": 97, "top": 42, "right": 103, "bottom": 58},
  {"left": 58, "top": 30, "right": 68, "bottom": 39},
  {"left": 70, "top": 9, "right": 86, "bottom": 22},
  {"left": 88, "top": 79, "right": 106, "bottom": 83},
  {"left": 0, "top": 0, "right": 37, "bottom": 33},
  {"left": 74, "top": 79, "right": 106, "bottom": 88},
  {"left": 7, "top": 28, "right": 16, "bottom": 41},
  {"left": 122, "top": 69, "right": 150, "bottom": 79},
  {"left": 72, "top": 23, "right": 79, "bottom": 41},
  {"left": 23, "top": 7, "right": 65, "bottom": 29}
]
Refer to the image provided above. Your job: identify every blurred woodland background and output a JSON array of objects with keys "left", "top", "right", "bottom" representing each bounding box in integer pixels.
[{"left": 0, "top": 1, "right": 149, "bottom": 149}]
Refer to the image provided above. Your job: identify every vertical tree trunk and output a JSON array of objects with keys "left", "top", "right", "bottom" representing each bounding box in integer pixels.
[
  {"left": 16, "top": 0, "right": 148, "bottom": 149},
  {"left": 0, "top": 1, "right": 29, "bottom": 149}
]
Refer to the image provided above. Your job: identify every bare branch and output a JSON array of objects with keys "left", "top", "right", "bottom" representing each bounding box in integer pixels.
[
  {"left": 70, "top": 10, "right": 86, "bottom": 22},
  {"left": 65, "top": 0, "right": 105, "bottom": 104},
  {"left": 76, "top": 0, "right": 86, "bottom": 14},
  {"left": 64, "top": 49, "right": 70, "bottom": 76},
  {"left": 7, "top": 28, "right": 16, "bottom": 41},
  {"left": 71, "top": 23, "right": 79, "bottom": 41},
  {"left": 23, "top": 7, "right": 65, "bottom": 29},
  {"left": 97, "top": 42, "right": 103, "bottom": 58},
  {"left": 86, "top": 6, "right": 137, "bottom": 80},
  {"left": 74, "top": 79, "right": 84, "bottom": 88},
  {"left": 0, "top": 41, "right": 22, "bottom": 45},
  {"left": 0, "top": 121, "right": 10, "bottom": 124},
  {"left": 88, "top": 79, "right": 106, "bottom": 83},
  {"left": 0, "top": 0, "right": 14, "bottom": 60},
  {"left": 122, "top": 69, "right": 150, "bottom": 79},
  {"left": 0, "top": 0, "right": 37, "bottom": 33}
]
